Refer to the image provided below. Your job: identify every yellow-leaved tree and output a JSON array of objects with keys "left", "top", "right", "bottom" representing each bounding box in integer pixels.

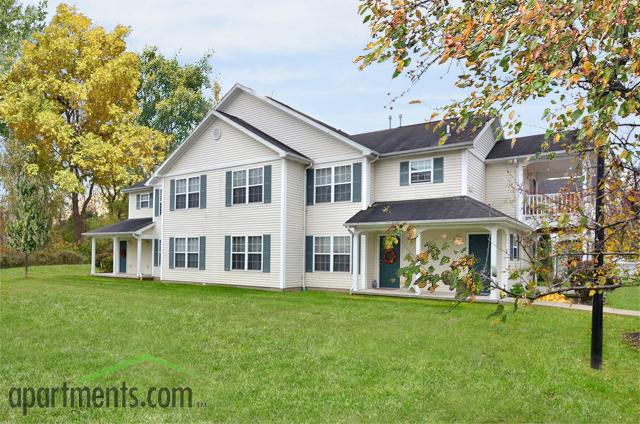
[{"left": 0, "top": 4, "right": 168, "bottom": 241}]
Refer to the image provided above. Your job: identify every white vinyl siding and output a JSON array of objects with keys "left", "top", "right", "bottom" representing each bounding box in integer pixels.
[
  {"left": 373, "top": 151, "right": 463, "bottom": 201},
  {"left": 221, "top": 90, "right": 361, "bottom": 160},
  {"left": 485, "top": 162, "right": 517, "bottom": 217},
  {"left": 470, "top": 119, "right": 499, "bottom": 159},
  {"left": 466, "top": 152, "right": 486, "bottom": 202},
  {"left": 128, "top": 192, "right": 154, "bottom": 219},
  {"left": 285, "top": 161, "right": 305, "bottom": 288}
]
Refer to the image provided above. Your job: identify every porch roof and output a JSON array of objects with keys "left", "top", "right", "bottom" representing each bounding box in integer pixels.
[
  {"left": 83, "top": 218, "right": 154, "bottom": 237},
  {"left": 346, "top": 196, "right": 525, "bottom": 227}
]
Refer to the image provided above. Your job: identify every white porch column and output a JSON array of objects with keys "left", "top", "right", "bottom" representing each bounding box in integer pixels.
[
  {"left": 90, "top": 237, "right": 96, "bottom": 275},
  {"left": 489, "top": 227, "right": 499, "bottom": 300},
  {"left": 360, "top": 233, "right": 368, "bottom": 289},
  {"left": 136, "top": 237, "right": 142, "bottom": 279},
  {"left": 412, "top": 230, "right": 423, "bottom": 293},
  {"left": 352, "top": 231, "right": 360, "bottom": 292},
  {"left": 515, "top": 162, "right": 525, "bottom": 221},
  {"left": 500, "top": 230, "right": 509, "bottom": 291},
  {"left": 112, "top": 237, "right": 118, "bottom": 275}
]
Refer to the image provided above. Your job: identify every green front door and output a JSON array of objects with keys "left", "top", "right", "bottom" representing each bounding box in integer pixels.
[
  {"left": 379, "top": 236, "right": 400, "bottom": 288},
  {"left": 468, "top": 234, "right": 491, "bottom": 294}
]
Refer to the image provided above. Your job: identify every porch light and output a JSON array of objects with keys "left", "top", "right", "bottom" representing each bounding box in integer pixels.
[{"left": 454, "top": 235, "right": 464, "bottom": 246}]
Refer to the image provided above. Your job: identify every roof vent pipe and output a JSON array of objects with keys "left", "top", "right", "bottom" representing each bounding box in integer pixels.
[
  {"left": 399, "top": 114, "right": 403, "bottom": 127},
  {"left": 446, "top": 123, "right": 451, "bottom": 135},
  {"left": 388, "top": 115, "right": 392, "bottom": 129}
]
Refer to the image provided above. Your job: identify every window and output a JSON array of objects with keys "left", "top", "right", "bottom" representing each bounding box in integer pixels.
[
  {"left": 315, "top": 165, "right": 352, "bottom": 203},
  {"left": 233, "top": 167, "right": 263, "bottom": 205},
  {"left": 334, "top": 165, "right": 352, "bottom": 202},
  {"left": 510, "top": 234, "right": 520, "bottom": 260},
  {"left": 154, "top": 239, "right": 162, "bottom": 266},
  {"left": 175, "top": 177, "right": 200, "bottom": 209},
  {"left": 157, "top": 188, "right": 163, "bottom": 215},
  {"left": 333, "top": 236, "right": 351, "bottom": 272},
  {"left": 314, "top": 236, "right": 331, "bottom": 271},
  {"left": 174, "top": 238, "right": 186, "bottom": 268},
  {"left": 174, "top": 237, "right": 199, "bottom": 268},
  {"left": 314, "top": 236, "right": 350, "bottom": 272},
  {"left": 410, "top": 159, "right": 432, "bottom": 184},
  {"left": 231, "top": 235, "right": 262, "bottom": 271},
  {"left": 136, "top": 193, "right": 152, "bottom": 209}
]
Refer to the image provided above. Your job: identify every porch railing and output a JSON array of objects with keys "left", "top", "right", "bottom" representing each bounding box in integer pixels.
[{"left": 523, "top": 192, "right": 580, "bottom": 216}]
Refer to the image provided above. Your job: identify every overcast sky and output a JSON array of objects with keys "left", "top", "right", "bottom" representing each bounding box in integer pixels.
[{"left": 28, "top": 0, "right": 551, "bottom": 136}]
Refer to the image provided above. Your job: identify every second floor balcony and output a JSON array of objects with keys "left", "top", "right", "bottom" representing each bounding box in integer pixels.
[{"left": 523, "top": 192, "right": 581, "bottom": 216}]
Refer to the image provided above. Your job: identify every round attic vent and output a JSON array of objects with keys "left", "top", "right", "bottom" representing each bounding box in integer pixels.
[{"left": 212, "top": 127, "right": 222, "bottom": 140}]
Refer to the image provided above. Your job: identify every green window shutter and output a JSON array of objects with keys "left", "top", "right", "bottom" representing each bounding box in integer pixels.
[
  {"left": 352, "top": 162, "right": 362, "bottom": 202},
  {"left": 225, "top": 171, "right": 232, "bottom": 207},
  {"left": 136, "top": 194, "right": 141, "bottom": 209},
  {"left": 153, "top": 239, "right": 159, "bottom": 267},
  {"left": 168, "top": 237, "right": 174, "bottom": 269},
  {"left": 305, "top": 236, "right": 313, "bottom": 273},
  {"left": 263, "top": 165, "right": 272, "bottom": 203},
  {"left": 199, "top": 236, "right": 206, "bottom": 270},
  {"left": 400, "top": 161, "right": 409, "bottom": 186},
  {"left": 200, "top": 174, "right": 207, "bottom": 208},
  {"left": 262, "top": 234, "right": 271, "bottom": 273},
  {"left": 154, "top": 189, "right": 160, "bottom": 216},
  {"left": 224, "top": 235, "right": 231, "bottom": 271},
  {"left": 433, "top": 157, "right": 444, "bottom": 183},
  {"left": 306, "top": 169, "right": 314, "bottom": 205},
  {"left": 169, "top": 179, "right": 175, "bottom": 211}
]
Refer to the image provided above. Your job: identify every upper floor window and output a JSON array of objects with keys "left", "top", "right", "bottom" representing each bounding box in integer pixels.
[
  {"left": 313, "top": 235, "right": 351, "bottom": 272},
  {"left": 410, "top": 159, "right": 432, "bottom": 184},
  {"left": 315, "top": 165, "right": 352, "bottom": 203},
  {"left": 136, "top": 192, "right": 153, "bottom": 209},
  {"left": 233, "top": 167, "right": 263, "bottom": 205},
  {"left": 174, "top": 237, "right": 199, "bottom": 268},
  {"left": 231, "top": 235, "right": 262, "bottom": 271},
  {"left": 175, "top": 177, "right": 200, "bottom": 209},
  {"left": 157, "top": 188, "right": 163, "bottom": 215}
]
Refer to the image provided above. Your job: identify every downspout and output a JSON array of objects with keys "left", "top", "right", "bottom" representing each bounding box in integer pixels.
[{"left": 302, "top": 162, "right": 313, "bottom": 292}]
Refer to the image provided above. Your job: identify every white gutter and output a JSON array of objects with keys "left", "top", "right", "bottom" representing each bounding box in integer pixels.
[
  {"left": 376, "top": 142, "right": 473, "bottom": 159},
  {"left": 344, "top": 216, "right": 531, "bottom": 231}
]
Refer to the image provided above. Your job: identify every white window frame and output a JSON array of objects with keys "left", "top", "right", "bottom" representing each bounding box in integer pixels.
[
  {"left": 409, "top": 158, "right": 433, "bottom": 185},
  {"left": 510, "top": 234, "right": 520, "bottom": 260},
  {"left": 154, "top": 239, "right": 162, "bottom": 266},
  {"left": 314, "top": 165, "right": 352, "bottom": 203},
  {"left": 139, "top": 193, "right": 151, "bottom": 209},
  {"left": 231, "top": 235, "right": 263, "bottom": 271},
  {"left": 174, "top": 176, "right": 200, "bottom": 209},
  {"left": 313, "top": 235, "right": 351, "bottom": 272},
  {"left": 232, "top": 167, "right": 264, "bottom": 205},
  {"left": 174, "top": 237, "right": 199, "bottom": 269}
]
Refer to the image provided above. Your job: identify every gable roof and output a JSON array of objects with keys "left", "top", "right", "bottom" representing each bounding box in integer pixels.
[
  {"left": 216, "top": 83, "right": 376, "bottom": 155},
  {"left": 486, "top": 132, "right": 575, "bottom": 160},
  {"left": 122, "top": 179, "right": 151, "bottom": 193},
  {"left": 217, "top": 111, "right": 309, "bottom": 159},
  {"left": 351, "top": 117, "right": 492, "bottom": 156},
  {"left": 346, "top": 196, "right": 520, "bottom": 225},
  {"left": 149, "top": 108, "right": 311, "bottom": 181}
]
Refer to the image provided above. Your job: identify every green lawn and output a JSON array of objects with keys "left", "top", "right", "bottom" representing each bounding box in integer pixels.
[
  {"left": 1, "top": 265, "right": 639, "bottom": 423},
  {"left": 607, "top": 285, "right": 640, "bottom": 311}
]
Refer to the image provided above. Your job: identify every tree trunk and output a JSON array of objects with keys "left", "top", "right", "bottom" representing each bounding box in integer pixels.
[
  {"left": 24, "top": 253, "right": 28, "bottom": 278},
  {"left": 71, "top": 192, "right": 84, "bottom": 243}
]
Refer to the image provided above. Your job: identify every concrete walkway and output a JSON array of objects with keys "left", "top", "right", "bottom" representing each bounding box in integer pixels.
[{"left": 356, "top": 288, "right": 640, "bottom": 318}]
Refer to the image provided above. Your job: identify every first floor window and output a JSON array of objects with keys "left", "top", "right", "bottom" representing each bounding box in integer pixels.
[
  {"left": 154, "top": 239, "right": 162, "bottom": 266},
  {"left": 174, "top": 237, "right": 199, "bottom": 268},
  {"left": 175, "top": 238, "right": 186, "bottom": 268},
  {"left": 231, "top": 235, "right": 262, "bottom": 270},
  {"left": 410, "top": 159, "right": 432, "bottom": 184},
  {"left": 314, "top": 236, "right": 331, "bottom": 271},
  {"left": 332, "top": 236, "right": 351, "bottom": 272},
  {"left": 510, "top": 234, "right": 520, "bottom": 260},
  {"left": 314, "top": 236, "right": 350, "bottom": 272}
]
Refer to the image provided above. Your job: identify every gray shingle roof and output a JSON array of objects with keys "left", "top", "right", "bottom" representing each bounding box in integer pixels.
[
  {"left": 486, "top": 132, "right": 575, "bottom": 159},
  {"left": 346, "top": 196, "right": 512, "bottom": 224},
  {"left": 351, "top": 117, "right": 491, "bottom": 155},
  {"left": 84, "top": 218, "right": 153, "bottom": 235},
  {"left": 217, "top": 111, "right": 310, "bottom": 160},
  {"left": 122, "top": 180, "right": 150, "bottom": 192}
]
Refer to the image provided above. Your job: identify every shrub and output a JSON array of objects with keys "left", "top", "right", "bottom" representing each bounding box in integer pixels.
[
  {"left": 96, "top": 252, "right": 113, "bottom": 273},
  {"left": 0, "top": 247, "right": 85, "bottom": 269}
]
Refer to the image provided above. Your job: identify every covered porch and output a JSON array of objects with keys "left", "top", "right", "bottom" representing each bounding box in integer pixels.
[
  {"left": 346, "top": 197, "right": 532, "bottom": 300},
  {"left": 82, "top": 218, "right": 156, "bottom": 279}
]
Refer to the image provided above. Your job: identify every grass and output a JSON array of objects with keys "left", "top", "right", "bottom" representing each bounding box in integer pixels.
[
  {"left": 1, "top": 265, "right": 639, "bottom": 423},
  {"left": 606, "top": 285, "right": 640, "bottom": 311}
]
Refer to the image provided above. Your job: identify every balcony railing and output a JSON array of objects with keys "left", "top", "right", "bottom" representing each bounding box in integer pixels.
[{"left": 523, "top": 192, "right": 580, "bottom": 216}]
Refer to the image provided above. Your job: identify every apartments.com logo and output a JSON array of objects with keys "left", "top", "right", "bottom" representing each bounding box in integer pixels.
[{"left": 7, "top": 354, "right": 201, "bottom": 416}]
